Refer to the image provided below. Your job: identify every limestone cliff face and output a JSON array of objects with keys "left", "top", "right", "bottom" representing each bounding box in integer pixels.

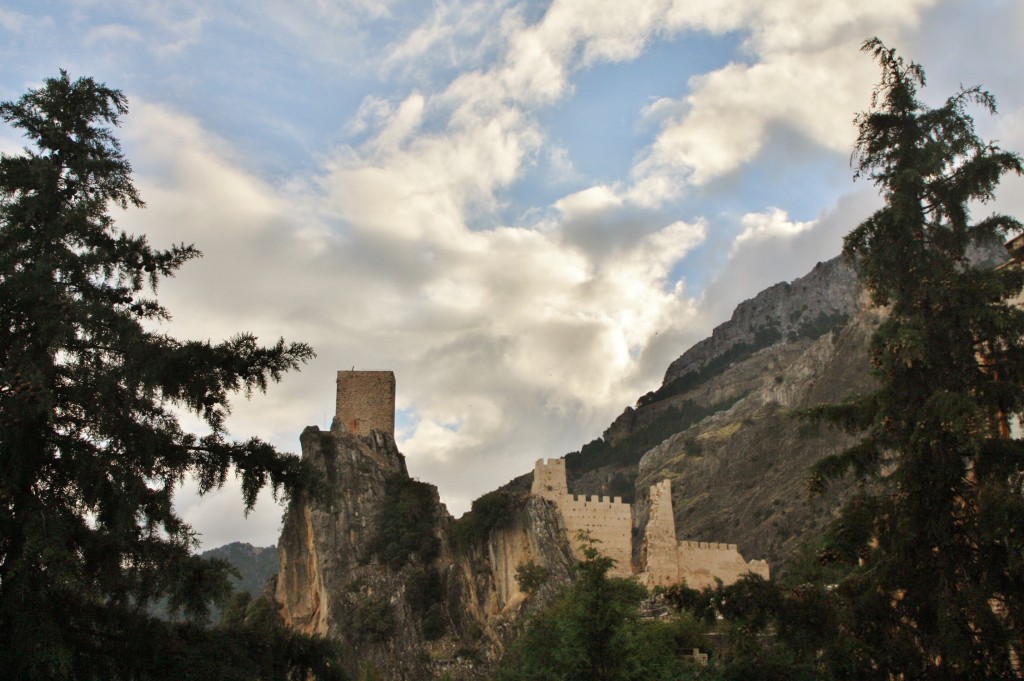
[
  {"left": 632, "top": 305, "right": 881, "bottom": 573},
  {"left": 275, "top": 425, "right": 575, "bottom": 680},
  {"left": 664, "top": 257, "right": 860, "bottom": 385}
]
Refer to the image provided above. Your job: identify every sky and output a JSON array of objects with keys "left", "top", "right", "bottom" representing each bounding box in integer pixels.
[{"left": 3, "top": 0, "right": 1024, "bottom": 550}]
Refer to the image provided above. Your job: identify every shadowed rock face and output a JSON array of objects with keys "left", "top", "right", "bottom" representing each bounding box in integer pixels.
[
  {"left": 275, "top": 426, "right": 576, "bottom": 680},
  {"left": 664, "top": 257, "right": 861, "bottom": 385}
]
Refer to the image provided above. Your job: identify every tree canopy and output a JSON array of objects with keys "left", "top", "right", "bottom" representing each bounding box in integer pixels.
[
  {"left": 0, "top": 72, "right": 340, "bottom": 679},
  {"left": 808, "top": 38, "right": 1024, "bottom": 678},
  {"left": 493, "top": 537, "right": 706, "bottom": 681}
]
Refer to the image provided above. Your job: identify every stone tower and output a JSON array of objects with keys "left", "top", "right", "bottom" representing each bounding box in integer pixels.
[{"left": 333, "top": 370, "right": 395, "bottom": 437}]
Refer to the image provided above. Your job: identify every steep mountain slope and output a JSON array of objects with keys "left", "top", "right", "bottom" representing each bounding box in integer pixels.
[
  {"left": 525, "top": 257, "right": 873, "bottom": 573},
  {"left": 551, "top": 245, "right": 1004, "bottom": 575}
]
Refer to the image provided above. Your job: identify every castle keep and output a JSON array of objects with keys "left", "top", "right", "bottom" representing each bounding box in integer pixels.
[
  {"left": 532, "top": 459, "right": 769, "bottom": 588},
  {"left": 333, "top": 370, "right": 395, "bottom": 437}
]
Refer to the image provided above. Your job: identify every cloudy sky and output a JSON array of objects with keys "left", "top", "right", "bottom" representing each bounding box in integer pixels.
[{"left": 3, "top": 0, "right": 1023, "bottom": 550}]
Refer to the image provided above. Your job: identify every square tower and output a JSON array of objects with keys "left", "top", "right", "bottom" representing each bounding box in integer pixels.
[{"left": 334, "top": 370, "right": 396, "bottom": 437}]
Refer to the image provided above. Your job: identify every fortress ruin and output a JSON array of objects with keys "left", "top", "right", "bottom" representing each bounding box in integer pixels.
[
  {"left": 332, "top": 369, "right": 768, "bottom": 589},
  {"left": 532, "top": 459, "right": 769, "bottom": 588}
]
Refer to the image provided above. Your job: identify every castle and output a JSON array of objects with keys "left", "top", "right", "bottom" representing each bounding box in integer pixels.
[
  {"left": 334, "top": 369, "right": 768, "bottom": 590},
  {"left": 531, "top": 459, "right": 769, "bottom": 588}
]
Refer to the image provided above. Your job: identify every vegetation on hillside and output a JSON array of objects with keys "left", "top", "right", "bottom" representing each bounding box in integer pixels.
[
  {"left": 492, "top": 538, "right": 709, "bottom": 681},
  {"left": 565, "top": 396, "right": 741, "bottom": 475},
  {"left": 638, "top": 311, "right": 849, "bottom": 409},
  {"left": 201, "top": 542, "right": 280, "bottom": 598},
  {"left": 449, "top": 489, "right": 527, "bottom": 550},
  {"left": 366, "top": 475, "right": 441, "bottom": 569}
]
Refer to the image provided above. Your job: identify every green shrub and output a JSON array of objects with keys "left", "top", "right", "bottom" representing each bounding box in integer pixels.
[
  {"left": 514, "top": 561, "right": 550, "bottom": 594},
  {"left": 353, "top": 595, "right": 395, "bottom": 642},
  {"left": 366, "top": 476, "right": 440, "bottom": 569},
  {"left": 449, "top": 490, "right": 526, "bottom": 551}
]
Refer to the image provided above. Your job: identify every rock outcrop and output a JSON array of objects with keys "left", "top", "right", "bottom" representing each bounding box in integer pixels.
[
  {"left": 275, "top": 424, "right": 576, "bottom": 680},
  {"left": 664, "top": 256, "right": 860, "bottom": 385}
]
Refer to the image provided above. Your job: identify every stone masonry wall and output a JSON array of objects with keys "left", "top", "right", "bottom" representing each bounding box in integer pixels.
[
  {"left": 334, "top": 370, "right": 395, "bottom": 437},
  {"left": 532, "top": 458, "right": 769, "bottom": 587},
  {"left": 675, "top": 541, "right": 770, "bottom": 590},
  {"left": 640, "top": 479, "right": 770, "bottom": 590},
  {"left": 558, "top": 494, "right": 632, "bottom": 576},
  {"left": 640, "top": 479, "right": 679, "bottom": 586},
  {"left": 531, "top": 459, "right": 632, "bottom": 577}
]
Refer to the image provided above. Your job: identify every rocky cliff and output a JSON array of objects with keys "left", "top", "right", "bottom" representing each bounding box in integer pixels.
[
  {"left": 548, "top": 255, "right": 877, "bottom": 575},
  {"left": 663, "top": 257, "right": 861, "bottom": 385},
  {"left": 275, "top": 426, "right": 575, "bottom": 680}
]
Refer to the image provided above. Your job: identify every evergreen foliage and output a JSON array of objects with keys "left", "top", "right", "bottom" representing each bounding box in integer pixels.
[
  {"left": 449, "top": 489, "right": 526, "bottom": 550},
  {"left": 0, "top": 72, "right": 339, "bottom": 679},
  {"left": 201, "top": 542, "right": 280, "bottom": 598},
  {"left": 803, "top": 38, "right": 1024, "bottom": 678},
  {"left": 565, "top": 396, "right": 739, "bottom": 474}
]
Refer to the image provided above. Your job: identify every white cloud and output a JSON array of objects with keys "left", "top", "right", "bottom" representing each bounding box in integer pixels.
[
  {"left": 84, "top": 23, "right": 144, "bottom": 46},
  {"left": 122, "top": 99, "right": 708, "bottom": 536},
  {"left": 734, "top": 207, "right": 814, "bottom": 249},
  {"left": 627, "top": 0, "right": 939, "bottom": 197},
  {"left": 26, "top": 0, "right": 1020, "bottom": 552},
  {"left": 0, "top": 8, "right": 36, "bottom": 33}
]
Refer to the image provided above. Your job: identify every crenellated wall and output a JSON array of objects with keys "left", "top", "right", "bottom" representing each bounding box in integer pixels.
[
  {"left": 639, "top": 478, "right": 769, "bottom": 589},
  {"left": 532, "top": 459, "right": 632, "bottom": 577},
  {"left": 532, "top": 458, "right": 769, "bottom": 587}
]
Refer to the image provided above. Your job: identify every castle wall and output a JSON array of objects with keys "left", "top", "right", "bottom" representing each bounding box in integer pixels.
[
  {"left": 640, "top": 479, "right": 679, "bottom": 586},
  {"left": 675, "top": 541, "right": 770, "bottom": 590},
  {"left": 334, "top": 370, "right": 395, "bottom": 437},
  {"left": 556, "top": 493, "right": 632, "bottom": 577},
  {"left": 531, "top": 459, "right": 769, "bottom": 588},
  {"left": 532, "top": 459, "right": 632, "bottom": 577},
  {"left": 531, "top": 458, "right": 568, "bottom": 499}
]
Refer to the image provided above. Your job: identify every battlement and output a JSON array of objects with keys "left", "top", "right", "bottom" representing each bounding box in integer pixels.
[
  {"left": 527, "top": 456, "right": 769, "bottom": 588},
  {"left": 334, "top": 370, "right": 396, "bottom": 437},
  {"left": 679, "top": 541, "right": 738, "bottom": 552},
  {"left": 567, "top": 494, "right": 626, "bottom": 506},
  {"left": 531, "top": 458, "right": 568, "bottom": 500}
]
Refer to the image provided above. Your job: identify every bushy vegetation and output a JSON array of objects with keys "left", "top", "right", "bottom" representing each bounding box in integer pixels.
[
  {"left": 492, "top": 540, "right": 709, "bottom": 681},
  {"left": 366, "top": 476, "right": 441, "bottom": 569},
  {"left": 514, "top": 561, "right": 550, "bottom": 594},
  {"left": 565, "top": 397, "right": 739, "bottom": 474},
  {"left": 449, "top": 490, "right": 527, "bottom": 550},
  {"left": 0, "top": 72, "right": 337, "bottom": 680},
  {"left": 352, "top": 595, "right": 395, "bottom": 643},
  {"left": 406, "top": 566, "right": 447, "bottom": 640},
  {"left": 667, "top": 38, "right": 1024, "bottom": 680}
]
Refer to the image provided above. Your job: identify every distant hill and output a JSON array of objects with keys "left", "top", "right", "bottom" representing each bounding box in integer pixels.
[{"left": 201, "top": 542, "right": 278, "bottom": 598}]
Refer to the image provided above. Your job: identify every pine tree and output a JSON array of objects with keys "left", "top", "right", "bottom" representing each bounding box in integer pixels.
[
  {"left": 0, "top": 72, "right": 339, "bottom": 679},
  {"left": 805, "top": 39, "right": 1024, "bottom": 679}
]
